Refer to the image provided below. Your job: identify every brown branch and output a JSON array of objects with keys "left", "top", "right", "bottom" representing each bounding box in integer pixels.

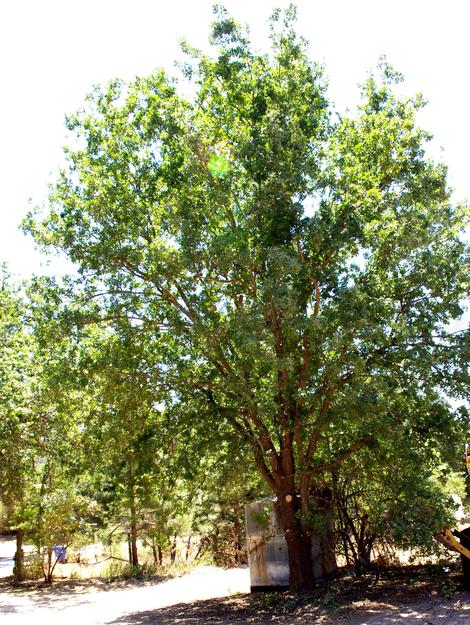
[
  {"left": 296, "top": 238, "right": 320, "bottom": 316},
  {"left": 205, "top": 397, "right": 278, "bottom": 491},
  {"left": 309, "top": 436, "right": 370, "bottom": 476},
  {"left": 299, "top": 333, "right": 310, "bottom": 391},
  {"left": 247, "top": 409, "right": 280, "bottom": 463},
  {"left": 204, "top": 389, "right": 254, "bottom": 446},
  {"left": 268, "top": 302, "right": 291, "bottom": 427},
  {"left": 234, "top": 294, "right": 244, "bottom": 310},
  {"left": 304, "top": 426, "right": 322, "bottom": 470},
  {"left": 253, "top": 446, "right": 277, "bottom": 490},
  {"left": 296, "top": 238, "right": 305, "bottom": 263},
  {"left": 174, "top": 282, "right": 196, "bottom": 319},
  {"left": 280, "top": 430, "right": 295, "bottom": 489},
  {"left": 312, "top": 277, "right": 320, "bottom": 317},
  {"left": 294, "top": 421, "right": 305, "bottom": 464},
  {"left": 303, "top": 388, "right": 336, "bottom": 469}
]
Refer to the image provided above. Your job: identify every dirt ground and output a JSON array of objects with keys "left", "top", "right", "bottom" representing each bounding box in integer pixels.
[{"left": 1, "top": 562, "right": 470, "bottom": 625}]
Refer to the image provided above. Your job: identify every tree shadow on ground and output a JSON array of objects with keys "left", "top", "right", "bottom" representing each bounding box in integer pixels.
[
  {"left": 105, "top": 564, "right": 470, "bottom": 625},
  {"left": 0, "top": 604, "right": 18, "bottom": 615},
  {"left": 105, "top": 592, "right": 470, "bottom": 625},
  {"left": 0, "top": 574, "right": 166, "bottom": 592},
  {"left": 0, "top": 574, "right": 167, "bottom": 609},
  {"left": 107, "top": 595, "right": 264, "bottom": 625}
]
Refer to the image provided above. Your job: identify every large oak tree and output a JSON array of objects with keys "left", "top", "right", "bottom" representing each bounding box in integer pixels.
[{"left": 26, "top": 7, "right": 469, "bottom": 590}]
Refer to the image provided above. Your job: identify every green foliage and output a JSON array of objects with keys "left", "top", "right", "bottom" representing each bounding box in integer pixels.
[
  {"left": 426, "top": 560, "right": 460, "bottom": 599},
  {"left": 20, "top": 6, "right": 470, "bottom": 588},
  {"left": 100, "top": 558, "right": 196, "bottom": 582},
  {"left": 333, "top": 435, "right": 467, "bottom": 574},
  {"left": 250, "top": 505, "right": 271, "bottom": 532},
  {"left": 22, "top": 553, "right": 45, "bottom": 581},
  {"left": 0, "top": 270, "right": 35, "bottom": 506}
]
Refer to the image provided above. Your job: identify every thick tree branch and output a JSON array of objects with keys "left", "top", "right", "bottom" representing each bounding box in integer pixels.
[{"left": 308, "top": 436, "right": 370, "bottom": 476}]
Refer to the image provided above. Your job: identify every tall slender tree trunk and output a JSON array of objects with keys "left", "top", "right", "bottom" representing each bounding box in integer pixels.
[
  {"left": 127, "top": 533, "right": 132, "bottom": 564},
  {"left": 45, "top": 547, "right": 53, "bottom": 583},
  {"left": 170, "top": 534, "right": 177, "bottom": 563},
  {"left": 151, "top": 539, "right": 158, "bottom": 564},
  {"left": 13, "top": 529, "right": 26, "bottom": 582},
  {"left": 151, "top": 540, "right": 164, "bottom": 565},
  {"left": 232, "top": 499, "right": 242, "bottom": 562},
  {"left": 128, "top": 464, "right": 139, "bottom": 567},
  {"left": 130, "top": 521, "right": 138, "bottom": 567}
]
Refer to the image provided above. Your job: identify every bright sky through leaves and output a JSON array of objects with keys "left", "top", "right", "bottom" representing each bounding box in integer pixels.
[{"left": 1, "top": 0, "right": 469, "bottom": 278}]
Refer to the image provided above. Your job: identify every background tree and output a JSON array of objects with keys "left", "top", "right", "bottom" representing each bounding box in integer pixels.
[
  {"left": 0, "top": 269, "right": 39, "bottom": 581},
  {"left": 332, "top": 444, "right": 466, "bottom": 574},
  {"left": 27, "top": 284, "right": 200, "bottom": 570},
  {"left": 26, "top": 7, "right": 469, "bottom": 590},
  {"left": 0, "top": 271, "right": 91, "bottom": 582}
]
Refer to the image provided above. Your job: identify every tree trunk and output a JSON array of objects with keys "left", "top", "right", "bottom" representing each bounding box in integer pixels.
[
  {"left": 185, "top": 535, "right": 192, "bottom": 561},
  {"left": 45, "top": 547, "right": 53, "bottom": 583},
  {"left": 232, "top": 500, "right": 242, "bottom": 562},
  {"left": 128, "top": 464, "right": 139, "bottom": 567},
  {"left": 158, "top": 544, "right": 163, "bottom": 565},
  {"left": 151, "top": 539, "right": 158, "bottom": 564},
  {"left": 127, "top": 533, "right": 132, "bottom": 565},
  {"left": 130, "top": 522, "right": 138, "bottom": 567},
  {"left": 170, "top": 535, "right": 177, "bottom": 563},
  {"left": 13, "top": 529, "right": 26, "bottom": 582},
  {"left": 275, "top": 496, "right": 314, "bottom": 592}
]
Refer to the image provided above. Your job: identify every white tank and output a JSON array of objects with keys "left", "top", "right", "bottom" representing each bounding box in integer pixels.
[{"left": 245, "top": 497, "right": 337, "bottom": 590}]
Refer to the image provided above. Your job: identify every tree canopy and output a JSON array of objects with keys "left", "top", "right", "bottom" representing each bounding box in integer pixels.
[{"left": 24, "top": 6, "right": 469, "bottom": 590}]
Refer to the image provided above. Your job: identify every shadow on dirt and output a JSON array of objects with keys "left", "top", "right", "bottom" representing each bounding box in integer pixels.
[
  {"left": 105, "top": 564, "right": 470, "bottom": 625},
  {"left": 105, "top": 592, "right": 470, "bottom": 625},
  {"left": 0, "top": 575, "right": 167, "bottom": 609},
  {"left": 108, "top": 595, "right": 254, "bottom": 625},
  {"left": 0, "top": 605, "right": 19, "bottom": 615}
]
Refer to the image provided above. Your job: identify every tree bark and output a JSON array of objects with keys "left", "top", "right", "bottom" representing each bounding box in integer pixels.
[
  {"left": 45, "top": 547, "right": 53, "bottom": 583},
  {"left": 128, "top": 464, "right": 139, "bottom": 567},
  {"left": 130, "top": 522, "right": 138, "bottom": 567},
  {"left": 13, "top": 529, "right": 26, "bottom": 582},
  {"left": 275, "top": 495, "right": 314, "bottom": 592},
  {"left": 151, "top": 539, "right": 160, "bottom": 565},
  {"left": 170, "top": 535, "right": 177, "bottom": 563},
  {"left": 185, "top": 535, "right": 192, "bottom": 561},
  {"left": 232, "top": 500, "right": 242, "bottom": 562},
  {"left": 127, "top": 533, "right": 132, "bottom": 565}
]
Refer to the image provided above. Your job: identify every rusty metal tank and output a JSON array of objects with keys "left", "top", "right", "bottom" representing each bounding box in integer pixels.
[{"left": 245, "top": 497, "right": 337, "bottom": 590}]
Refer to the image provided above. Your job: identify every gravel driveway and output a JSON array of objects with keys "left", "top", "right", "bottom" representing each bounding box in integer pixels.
[{"left": 0, "top": 566, "right": 250, "bottom": 625}]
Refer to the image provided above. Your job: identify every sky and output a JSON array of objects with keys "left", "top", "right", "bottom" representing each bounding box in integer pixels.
[{"left": 1, "top": 0, "right": 469, "bottom": 279}]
